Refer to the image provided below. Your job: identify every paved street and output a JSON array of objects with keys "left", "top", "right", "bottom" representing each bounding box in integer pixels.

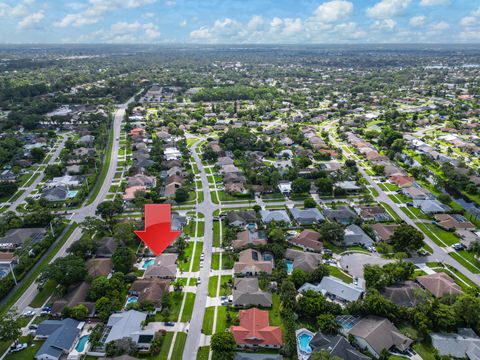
[
  {"left": 326, "top": 121, "right": 480, "bottom": 287},
  {"left": 10, "top": 93, "right": 138, "bottom": 314}
]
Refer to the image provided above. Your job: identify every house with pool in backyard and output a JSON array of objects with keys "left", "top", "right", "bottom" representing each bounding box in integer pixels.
[
  {"left": 33, "top": 310, "right": 155, "bottom": 359},
  {"left": 295, "top": 315, "right": 413, "bottom": 360}
]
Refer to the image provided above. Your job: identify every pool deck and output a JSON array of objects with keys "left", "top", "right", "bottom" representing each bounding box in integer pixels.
[{"left": 295, "top": 328, "right": 315, "bottom": 360}]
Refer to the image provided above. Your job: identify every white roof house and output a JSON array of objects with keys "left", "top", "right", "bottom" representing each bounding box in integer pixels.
[
  {"left": 298, "top": 276, "right": 364, "bottom": 303},
  {"left": 104, "top": 310, "right": 154, "bottom": 348}
]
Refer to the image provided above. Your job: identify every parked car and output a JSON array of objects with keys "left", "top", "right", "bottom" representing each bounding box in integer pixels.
[
  {"left": 28, "top": 324, "right": 38, "bottom": 330},
  {"left": 452, "top": 243, "right": 466, "bottom": 251},
  {"left": 165, "top": 321, "right": 175, "bottom": 327},
  {"left": 10, "top": 344, "right": 27, "bottom": 353},
  {"left": 23, "top": 310, "right": 35, "bottom": 317}
]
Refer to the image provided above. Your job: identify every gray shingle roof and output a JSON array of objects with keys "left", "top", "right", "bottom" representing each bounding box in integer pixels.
[
  {"left": 290, "top": 207, "right": 325, "bottom": 225},
  {"left": 260, "top": 210, "right": 291, "bottom": 224},
  {"left": 36, "top": 318, "right": 82, "bottom": 360},
  {"left": 233, "top": 278, "right": 272, "bottom": 307}
]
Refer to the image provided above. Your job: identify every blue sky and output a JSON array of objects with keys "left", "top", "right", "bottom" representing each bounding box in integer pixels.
[{"left": 0, "top": 0, "right": 479, "bottom": 44}]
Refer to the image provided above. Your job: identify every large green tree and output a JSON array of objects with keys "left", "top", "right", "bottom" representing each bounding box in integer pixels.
[
  {"left": 211, "top": 331, "right": 236, "bottom": 360},
  {"left": 38, "top": 255, "right": 87, "bottom": 289},
  {"left": 390, "top": 224, "right": 424, "bottom": 253},
  {"left": 0, "top": 309, "right": 21, "bottom": 342},
  {"left": 112, "top": 246, "right": 136, "bottom": 274}
]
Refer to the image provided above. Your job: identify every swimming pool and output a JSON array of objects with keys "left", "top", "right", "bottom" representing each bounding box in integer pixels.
[
  {"left": 286, "top": 260, "right": 293, "bottom": 275},
  {"left": 142, "top": 259, "right": 154, "bottom": 269},
  {"left": 126, "top": 296, "right": 138, "bottom": 304},
  {"left": 297, "top": 332, "right": 313, "bottom": 354},
  {"left": 75, "top": 335, "right": 89, "bottom": 352},
  {"left": 67, "top": 190, "right": 78, "bottom": 198}
]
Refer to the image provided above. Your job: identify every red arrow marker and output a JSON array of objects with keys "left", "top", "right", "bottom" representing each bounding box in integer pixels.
[{"left": 134, "top": 204, "right": 182, "bottom": 256}]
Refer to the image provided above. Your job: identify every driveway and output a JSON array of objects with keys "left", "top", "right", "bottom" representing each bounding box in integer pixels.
[{"left": 339, "top": 253, "right": 394, "bottom": 279}]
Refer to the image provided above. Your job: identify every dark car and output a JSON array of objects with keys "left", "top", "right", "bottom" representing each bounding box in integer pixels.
[{"left": 165, "top": 321, "right": 175, "bottom": 326}]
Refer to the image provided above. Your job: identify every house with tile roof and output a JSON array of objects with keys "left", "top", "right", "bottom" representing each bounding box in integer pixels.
[
  {"left": 347, "top": 316, "right": 412, "bottom": 358},
  {"left": 230, "top": 308, "right": 283, "bottom": 348},
  {"left": 234, "top": 249, "right": 273, "bottom": 276},
  {"left": 143, "top": 253, "right": 178, "bottom": 279},
  {"left": 129, "top": 278, "right": 170, "bottom": 311},
  {"left": 371, "top": 223, "right": 399, "bottom": 242},
  {"left": 416, "top": 273, "right": 463, "bottom": 298},
  {"left": 285, "top": 249, "right": 322, "bottom": 273},
  {"left": 288, "top": 230, "right": 322, "bottom": 252}
]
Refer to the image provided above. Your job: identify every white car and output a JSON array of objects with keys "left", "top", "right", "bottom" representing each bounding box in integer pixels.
[
  {"left": 23, "top": 310, "right": 35, "bottom": 317},
  {"left": 10, "top": 344, "right": 27, "bottom": 353}
]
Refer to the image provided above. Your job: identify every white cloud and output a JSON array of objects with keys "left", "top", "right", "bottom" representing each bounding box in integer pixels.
[
  {"left": 458, "top": 30, "right": 480, "bottom": 41},
  {"left": 144, "top": 12, "right": 155, "bottom": 17},
  {"left": 247, "top": 15, "right": 264, "bottom": 30},
  {"left": 77, "top": 20, "right": 161, "bottom": 43},
  {"left": 410, "top": 15, "right": 426, "bottom": 27},
  {"left": 366, "top": 0, "right": 411, "bottom": 19},
  {"left": 460, "top": 16, "right": 477, "bottom": 27},
  {"left": 10, "top": 4, "right": 29, "bottom": 17},
  {"left": 180, "top": 19, "right": 188, "bottom": 27},
  {"left": 17, "top": 11, "right": 44, "bottom": 29},
  {"left": 313, "top": 0, "right": 353, "bottom": 23},
  {"left": 430, "top": 21, "right": 450, "bottom": 31},
  {"left": 420, "top": 0, "right": 450, "bottom": 6},
  {"left": 164, "top": 0, "right": 175, "bottom": 7},
  {"left": 0, "top": 3, "right": 8, "bottom": 17},
  {"left": 143, "top": 23, "right": 160, "bottom": 39},
  {"left": 55, "top": 0, "right": 157, "bottom": 27},
  {"left": 473, "top": 7, "right": 480, "bottom": 17},
  {"left": 371, "top": 18, "right": 396, "bottom": 30}
]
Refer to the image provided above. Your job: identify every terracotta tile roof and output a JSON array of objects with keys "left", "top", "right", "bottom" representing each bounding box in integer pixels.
[
  {"left": 289, "top": 230, "right": 322, "bottom": 252},
  {"left": 416, "top": 273, "right": 463, "bottom": 298},
  {"left": 230, "top": 308, "right": 282, "bottom": 347}
]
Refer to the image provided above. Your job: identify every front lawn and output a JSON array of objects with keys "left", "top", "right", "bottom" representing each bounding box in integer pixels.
[
  {"left": 180, "top": 293, "right": 196, "bottom": 322},
  {"left": 196, "top": 346, "right": 210, "bottom": 360},
  {"left": 213, "top": 221, "right": 222, "bottom": 247},
  {"left": 202, "top": 306, "right": 215, "bottom": 335},
  {"left": 211, "top": 253, "right": 220, "bottom": 270},
  {"left": 328, "top": 266, "right": 353, "bottom": 283},
  {"left": 171, "top": 332, "right": 187, "bottom": 359},
  {"left": 4, "top": 340, "right": 44, "bottom": 360},
  {"left": 208, "top": 276, "right": 219, "bottom": 297},
  {"left": 416, "top": 223, "right": 459, "bottom": 246}
]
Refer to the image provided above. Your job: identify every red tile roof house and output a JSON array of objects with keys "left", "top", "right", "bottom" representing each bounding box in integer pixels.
[
  {"left": 288, "top": 230, "right": 323, "bottom": 252},
  {"left": 230, "top": 308, "right": 283, "bottom": 348},
  {"left": 389, "top": 174, "right": 415, "bottom": 188},
  {"left": 129, "top": 127, "right": 145, "bottom": 137}
]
